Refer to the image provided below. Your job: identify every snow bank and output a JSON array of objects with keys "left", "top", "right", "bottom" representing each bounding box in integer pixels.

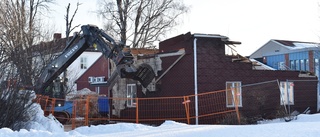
[
  {"left": 2, "top": 113, "right": 320, "bottom": 137},
  {"left": 72, "top": 122, "right": 154, "bottom": 136},
  {"left": 159, "top": 120, "right": 188, "bottom": 127},
  {"left": 0, "top": 102, "right": 67, "bottom": 137},
  {"left": 0, "top": 128, "right": 70, "bottom": 137},
  {"left": 14, "top": 103, "right": 64, "bottom": 133}
]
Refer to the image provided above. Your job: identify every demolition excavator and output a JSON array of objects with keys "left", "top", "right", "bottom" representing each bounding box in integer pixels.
[
  {"left": 34, "top": 25, "right": 155, "bottom": 123},
  {"left": 35, "top": 24, "right": 155, "bottom": 97}
]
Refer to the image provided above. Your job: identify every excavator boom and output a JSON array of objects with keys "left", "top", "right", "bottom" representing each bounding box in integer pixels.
[{"left": 35, "top": 25, "right": 155, "bottom": 95}]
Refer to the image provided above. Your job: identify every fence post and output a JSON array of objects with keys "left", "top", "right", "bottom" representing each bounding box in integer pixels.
[
  {"left": 136, "top": 98, "right": 139, "bottom": 124},
  {"left": 50, "top": 98, "right": 56, "bottom": 115},
  {"left": 72, "top": 100, "right": 76, "bottom": 130},
  {"left": 183, "top": 96, "right": 190, "bottom": 124},
  {"left": 232, "top": 87, "right": 241, "bottom": 124},
  {"left": 35, "top": 95, "right": 40, "bottom": 104},
  {"left": 286, "top": 79, "right": 291, "bottom": 115},
  {"left": 85, "top": 96, "right": 90, "bottom": 126},
  {"left": 44, "top": 96, "right": 49, "bottom": 110}
]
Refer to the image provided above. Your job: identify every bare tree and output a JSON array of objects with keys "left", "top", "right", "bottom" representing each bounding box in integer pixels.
[
  {"left": 61, "top": 2, "right": 81, "bottom": 96},
  {"left": 65, "top": 2, "right": 81, "bottom": 43},
  {"left": 0, "top": 0, "right": 55, "bottom": 130},
  {"left": 0, "top": 50, "right": 37, "bottom": 130},
  {"left": 0, "top": 80, "right": 36, "bottom": 130},
  {"left": 97, "top": 0, "right": 189, "bottom": 48},
  {"left": 0, "top": 0, "right": 55, "bottom": 86}
]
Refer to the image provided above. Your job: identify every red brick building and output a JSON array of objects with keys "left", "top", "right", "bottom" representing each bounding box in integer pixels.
[{"left": 123, "top": 32, "right": 317, "bottom": 124}]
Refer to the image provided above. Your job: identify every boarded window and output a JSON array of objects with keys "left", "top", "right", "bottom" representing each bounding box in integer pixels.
[
  {"left": 280, "top": 81, "right": 294, "bottom": 105},
  {"left": 127, "top": 84, "right": 137, "bottom": 107},
  {"left": 226, "top": 82, "right": 242, "bottom": 107}
]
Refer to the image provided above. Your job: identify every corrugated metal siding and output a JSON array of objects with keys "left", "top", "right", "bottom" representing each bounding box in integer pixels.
[
  {"left": 266, "top": 51, "right": 310, "bottom": 70},
  {"left": 313, "top": 50, "right": 320, "bottom": 59},
  {"left": 289, "top": 51, "right": 309, "bottom": 60},
  {"left": 266, "top": 54, "right": 285, "bottom": 70}
]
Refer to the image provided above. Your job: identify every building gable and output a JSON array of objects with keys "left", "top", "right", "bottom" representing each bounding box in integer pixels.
[
  {"left": 250, "top": 40, "right": 291, "bottom": 58},
  {"left": 250, "top": 39, "right": 320, "bottom": 59},
  {"left": 75, "top": 55, "right": 109, "bottom": 95}
]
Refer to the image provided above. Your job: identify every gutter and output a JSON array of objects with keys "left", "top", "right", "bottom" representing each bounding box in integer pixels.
[{"left": 194, "top": 38, "right": 199, "bottom": 125}]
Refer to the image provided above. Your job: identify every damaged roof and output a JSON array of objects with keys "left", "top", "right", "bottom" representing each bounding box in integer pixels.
[
  {"left": 130, "top": 48, "right": 159, "bottom": 55},
  {"left": 193, "top": 33, "right": 242, "bottom": 45},
  {"left": 250, "top": 59, "right": 276, "bottom": 70}
]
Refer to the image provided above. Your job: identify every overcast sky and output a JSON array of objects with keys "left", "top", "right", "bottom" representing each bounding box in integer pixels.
[{"left": 50, "top": 0, "right": 320, "bottom": 56}]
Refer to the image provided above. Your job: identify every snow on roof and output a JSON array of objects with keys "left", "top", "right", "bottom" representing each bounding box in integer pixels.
[
  {"left": 288, "top": 42, "right": 320, "bottom": 50},
  {"left": 273, "top": 39, "right": 320, "bottom": 50}
]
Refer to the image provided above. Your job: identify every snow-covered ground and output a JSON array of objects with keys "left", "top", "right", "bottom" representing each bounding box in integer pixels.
[{"left": 1, "top": 103, "right": 320, "bottom": 137}]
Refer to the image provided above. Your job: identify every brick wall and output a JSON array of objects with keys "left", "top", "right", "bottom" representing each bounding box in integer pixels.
[{"left": 121, "top": 33, "right": 318, "bottom": 124}]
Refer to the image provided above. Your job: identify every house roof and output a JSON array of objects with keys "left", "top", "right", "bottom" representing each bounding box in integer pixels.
[
  {"left": 31, "top": 35, "right": 100, "bottom": 55},
  {"left": 250, "top": 39, "right": 320, "bottom": 58},
  {"left": 31, "top": 37, "right": 67, "bottom": 55},
  {"left": 273, "top": 39, "right": 319, "bottom": 50}
]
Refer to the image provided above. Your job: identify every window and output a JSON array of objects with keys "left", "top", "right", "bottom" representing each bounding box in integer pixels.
[
  {"left": 300, "top": 59, "right": 305, "bottom": 71},
  {"left": 306, "top": 59, "right": 309, "bottom": 71},
  {"left": 280, "top": 81, "right": 294, "bottom": 105},
  {"left": 290, "top": 60, "right": 295, "bottom": 70},
  {"left": 127, "top": 84, "right": 137, "bottom": 107},
  {"left": 295, "top": 60, "right": 300, "bottom": 70},
  {"left": 226, "top": 82, "right": 242, "bottom": 107},
  {"left": 80, "top": 57, "right": 87, "bottom": 69}
]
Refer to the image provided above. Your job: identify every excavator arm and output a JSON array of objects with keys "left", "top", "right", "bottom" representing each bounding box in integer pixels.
[{"left": 35, "top": 25, "right": 155, "bottom": 95}]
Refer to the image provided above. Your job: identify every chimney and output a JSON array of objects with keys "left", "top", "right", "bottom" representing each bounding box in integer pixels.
[{"left": 53, "top": 33, "right": 62, "bottom": 40}]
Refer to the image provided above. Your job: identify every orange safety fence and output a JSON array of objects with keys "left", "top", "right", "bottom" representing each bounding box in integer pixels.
[
  {"left": 35, "top": 89, "right": 240, "bottom": 129},
  {"left": 34, "top": 95, "right": 56, "bottom": 115},
  {"left": 35, "top": 95, "right": 72, "bottom": 124}
]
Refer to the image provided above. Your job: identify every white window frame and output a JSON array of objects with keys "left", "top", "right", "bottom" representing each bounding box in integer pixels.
[
  {"left": 126, "top": 84, "right": 137, "bottom": 107},
  {"left": 280, "top": 81, "right": 294, "bottom": 105},
  {"left": 80, "top": 57, "right": 87, "bottom": 69},
  {"left": 226, "top": 81, "right": 242, "bottom": 107}
]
